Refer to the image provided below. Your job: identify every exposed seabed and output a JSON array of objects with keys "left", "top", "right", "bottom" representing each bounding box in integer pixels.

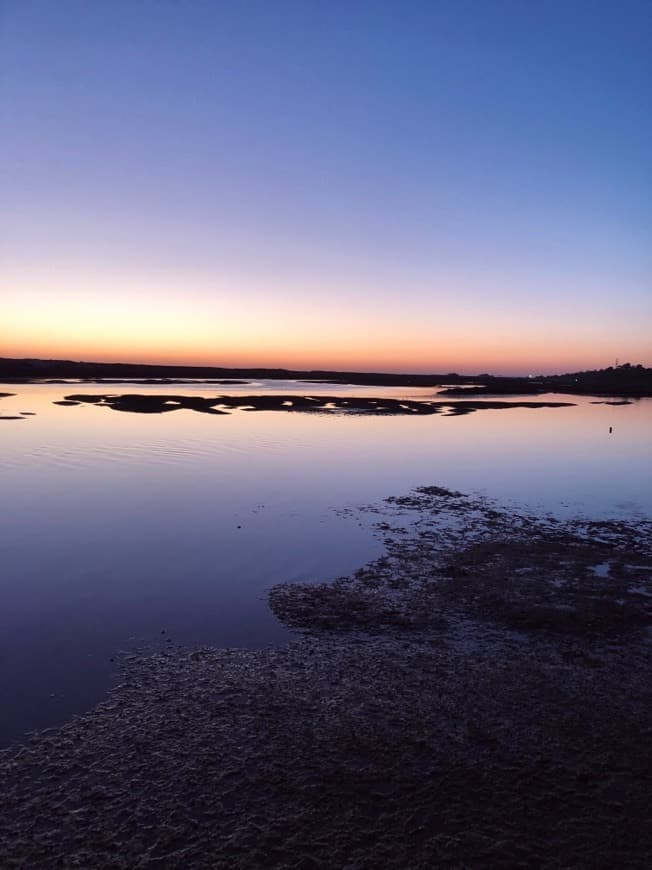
[{"left": 1, "top": 488, "right": 650, "bottom": 868}]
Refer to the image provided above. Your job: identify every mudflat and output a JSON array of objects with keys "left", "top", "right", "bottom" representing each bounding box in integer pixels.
[
  {"left": 1, "top": 488, "right": 650, "bottom": 868},
  {"left": 57, "top": 392, "right": 575, "bottom": 416}
]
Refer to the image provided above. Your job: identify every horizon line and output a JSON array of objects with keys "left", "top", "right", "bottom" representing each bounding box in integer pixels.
[{"left": 2, "top": 355, "right": 647, "bottom": 381}]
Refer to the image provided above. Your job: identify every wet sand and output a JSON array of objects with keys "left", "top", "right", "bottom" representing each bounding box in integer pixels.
[{"left": 1, "top": 489, "right": 650, "bottom": 868}]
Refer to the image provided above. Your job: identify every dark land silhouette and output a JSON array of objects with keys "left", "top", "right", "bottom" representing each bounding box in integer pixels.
[
  {"left": 1, "top": 357, "right": 651, "bottom": 396},
  {"left": 57, "top": 392, "right": 574, "bottom": 416}
]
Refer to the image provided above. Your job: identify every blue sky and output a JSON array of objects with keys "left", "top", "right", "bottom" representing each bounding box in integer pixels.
[{"left": 2, "top": 1, "right": 650, "bottom": 373}]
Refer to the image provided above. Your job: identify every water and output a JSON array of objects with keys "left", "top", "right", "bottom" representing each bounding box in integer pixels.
[{"left": 1, "top": 382, "right": 651, "bottom": 744}]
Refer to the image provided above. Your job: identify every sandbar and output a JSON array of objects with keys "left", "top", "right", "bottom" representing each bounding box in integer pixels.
[{"left": 57, "top": 393, "right": 575, "bottom": 417}]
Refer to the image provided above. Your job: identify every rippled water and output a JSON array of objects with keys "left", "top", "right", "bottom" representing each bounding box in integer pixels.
[{"left": 1, "top": 382, "right": 651, "bottom": 743}]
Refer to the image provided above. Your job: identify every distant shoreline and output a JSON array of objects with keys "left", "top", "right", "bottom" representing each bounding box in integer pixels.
[{"left": 1, "top": 357, "right": 651, "bottom": 397}]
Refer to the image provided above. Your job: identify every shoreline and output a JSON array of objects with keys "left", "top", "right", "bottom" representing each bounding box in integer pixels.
[
  {"left": 1, "top": 488, "right": 651, "bottom": 867},
  {"left": 2, "top": 358, "right": 651, "bottom": 397}
]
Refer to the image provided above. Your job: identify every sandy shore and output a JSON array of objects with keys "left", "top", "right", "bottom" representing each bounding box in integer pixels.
[{"left": 1, "top": 488, "right": 651, "bottom": 868}]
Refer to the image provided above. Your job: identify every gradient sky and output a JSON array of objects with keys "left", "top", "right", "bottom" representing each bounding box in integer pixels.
[{"left": 2, "top": 1, "right": 650, "bottom": 374}]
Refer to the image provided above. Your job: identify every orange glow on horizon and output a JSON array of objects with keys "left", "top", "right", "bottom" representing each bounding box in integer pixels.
[
  {"left": 3, "top": 334, "right": 643, "bottom": 377},
  {"left": 5, "top": 278, "right": 650, "bottom": 377}
]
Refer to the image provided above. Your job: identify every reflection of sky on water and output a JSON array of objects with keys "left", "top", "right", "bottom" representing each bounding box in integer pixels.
[{"left": 1, "top": 383, "right": 651, "bottom": 743}]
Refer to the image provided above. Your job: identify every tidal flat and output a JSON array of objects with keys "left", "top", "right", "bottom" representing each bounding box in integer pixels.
[
  {"left": 57, "top": 392, "right": 574, "bottom": 416},
  {"left": 1, "top": 488, "right": 650, "bottom": 869}
]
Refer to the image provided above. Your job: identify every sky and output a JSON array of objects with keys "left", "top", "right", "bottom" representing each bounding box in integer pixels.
[{"left": 1, "top": 0, "right": 650, "bottom": 375}]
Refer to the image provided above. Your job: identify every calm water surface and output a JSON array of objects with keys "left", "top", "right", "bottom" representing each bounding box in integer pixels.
[{"left": 1, "top": 382, "right": 651, "bottom": 744}]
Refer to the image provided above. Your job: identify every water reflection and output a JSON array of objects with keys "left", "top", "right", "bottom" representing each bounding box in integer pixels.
[{"left": 1, "top": 383, "right": 651, "bottom": 744}]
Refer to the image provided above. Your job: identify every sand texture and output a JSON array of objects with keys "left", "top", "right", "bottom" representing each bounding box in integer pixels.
[{"left": 1, "top": 488, "right": 651, "bottom": 868}]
